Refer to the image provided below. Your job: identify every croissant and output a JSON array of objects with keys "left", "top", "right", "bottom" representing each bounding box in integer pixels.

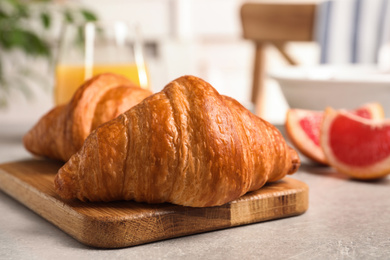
[
  {"left": 54, "top": 75, "right": 300, "bottom": 207},
  {"left": 23, "top": 73, "right": 152, "bottom": 162}
]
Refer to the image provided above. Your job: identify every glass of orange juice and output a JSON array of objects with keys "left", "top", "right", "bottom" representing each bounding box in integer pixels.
[{"left": 55, "top": 21, "right": 149, "bottom": 105}]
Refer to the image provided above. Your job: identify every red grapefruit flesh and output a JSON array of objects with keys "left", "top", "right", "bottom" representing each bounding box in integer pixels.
[
  {"left": 286, "top": 109, "right": 326, "bottom": 164},
  {"left": 321, "top": 108, "right": 390, "bottom": 180},
  {"left": 285, "top": 103, "right": 384, "bottom": 165}
]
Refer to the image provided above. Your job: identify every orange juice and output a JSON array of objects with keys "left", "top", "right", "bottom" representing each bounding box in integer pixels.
[{"left": 54, "top": 63, "right": 149, "bottom": 105}]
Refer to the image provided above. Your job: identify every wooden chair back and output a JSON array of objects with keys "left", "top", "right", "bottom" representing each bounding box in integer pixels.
[{"left": 240, "top": 3, "right": 316, "bottom": 109}]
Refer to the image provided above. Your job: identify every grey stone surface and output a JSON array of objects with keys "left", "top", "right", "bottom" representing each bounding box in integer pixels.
[{"left": 1, "top": 125, "right": 389, "bottom": 260}]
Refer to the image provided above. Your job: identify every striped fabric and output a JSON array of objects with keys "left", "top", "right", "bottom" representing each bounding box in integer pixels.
[{"left": 316, "top": 0, "right": 390, "bottom": 64}]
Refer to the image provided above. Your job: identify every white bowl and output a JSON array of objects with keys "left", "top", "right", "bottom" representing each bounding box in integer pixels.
[{"left": 269, "top": 65, "right": 390, "bottom": 114}]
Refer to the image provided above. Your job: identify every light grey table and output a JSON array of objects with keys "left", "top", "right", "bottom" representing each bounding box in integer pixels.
[{"left": 0, "top": 123, "right": 389, "bottom": 260}]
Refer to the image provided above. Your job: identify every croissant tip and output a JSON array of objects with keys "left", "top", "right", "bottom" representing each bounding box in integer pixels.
[
  {"left": 23, "top": 129, "right": 37, "bottom": 155},
  {"left": 288, "top": 160, "right": 301, "bottom": 175},
  {"left": 54, "top": 169, "right": 75, "bottom": 200},
  {"left": 288, "top": 146, "right": 301, "bottom": 175}
]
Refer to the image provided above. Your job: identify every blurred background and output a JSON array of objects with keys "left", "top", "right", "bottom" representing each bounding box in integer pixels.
[{"left": 1, "top": 0, "right": 390, "bottom": 129}]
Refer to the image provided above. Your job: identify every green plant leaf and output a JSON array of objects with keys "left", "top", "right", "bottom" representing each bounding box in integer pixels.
[
  {"left": 1, "top": 28, "right": 50, "bottom": 57},
  {"left": 80, "top": 9, "right": 98, "bottom": 22},
  {"left": 13, "top": 1, "right": 30, "bottom": 19},
  {"left": 0, "top": 29, "right": 14, "bottom": 49},
  {"left": 0, "top": 9, "right": 8, "bottom": 20},
  {"left": 40, "top": 11, "right": 51, "bottom": 29},
  {"left": 75, "top": 25, "right": 85, "bottom": 47},
  {"left": 64, "top": 9, "right": 74, "bottom": 23}
]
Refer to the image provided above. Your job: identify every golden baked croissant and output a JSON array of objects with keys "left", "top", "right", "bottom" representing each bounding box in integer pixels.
[
  {"left": 54, "top": 75, "right": 300, "bottom": 207},
  {"left": 23, "top": 73, "right": 152, "bottom": 162}
]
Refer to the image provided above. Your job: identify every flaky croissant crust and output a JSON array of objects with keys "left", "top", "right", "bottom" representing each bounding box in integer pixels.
[
  {"left": 23, "top": 73, "right": 152, "bottom": 162},
  {"left": 55, "top": 75, "right": 300, "bottom": 207}
]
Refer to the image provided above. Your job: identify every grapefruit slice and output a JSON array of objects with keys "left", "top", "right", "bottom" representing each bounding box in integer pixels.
[
  {"left": 320, "top": 108, "right": 390, "bottom": 180},
  {"left": 285, "top": 103, "right": 384, "bottom": 165}
]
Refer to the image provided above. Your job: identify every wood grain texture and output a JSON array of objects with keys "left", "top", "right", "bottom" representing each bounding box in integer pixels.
[
  {"left": 0, "top": 159, "right": 308, "bottom": 248},
  {"left": 240, "top": 3, "right": 316, "bottom": 42}
]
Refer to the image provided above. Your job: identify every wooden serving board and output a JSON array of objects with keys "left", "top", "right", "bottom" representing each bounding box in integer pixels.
[{"left": 0, "top": 159, "right": 308, "bottom": 248}]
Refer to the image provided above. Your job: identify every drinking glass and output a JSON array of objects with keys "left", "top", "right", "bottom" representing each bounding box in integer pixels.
[{"left": 54, "top": 21, "right": 149, "bottom": 105}]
